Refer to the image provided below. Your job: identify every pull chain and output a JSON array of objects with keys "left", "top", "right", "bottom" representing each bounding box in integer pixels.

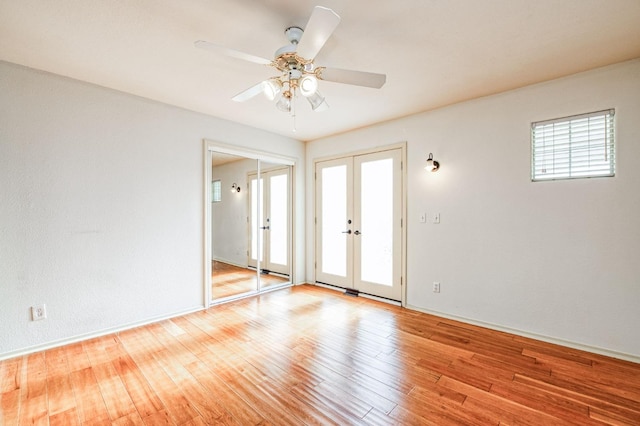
[{"left": 291, "top": 86, "right": 297, "bottom": 132}]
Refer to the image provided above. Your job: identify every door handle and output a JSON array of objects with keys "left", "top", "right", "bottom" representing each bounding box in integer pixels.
[
  {"left": 353, "top": 230, "right": 361, "bottom": 235},
  {"left": 260, "top": 226, "right": 270, "bottom": 230},
  {"left": 341, "top": 230, "right": 352, "bottom": 234}
]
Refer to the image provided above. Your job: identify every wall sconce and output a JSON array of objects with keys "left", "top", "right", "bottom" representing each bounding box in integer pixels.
[
  {"left": 425, "top": 153, "right": 440, "bottom": 172},
  {"left": 231, "top": 183, "right": 241, "bottom": 193}
]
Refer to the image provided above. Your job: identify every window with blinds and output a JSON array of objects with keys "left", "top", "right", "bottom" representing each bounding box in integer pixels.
[
  {"left": 531, "top": 109, "right": 615, "bottom": 181},
  {"left": 211, "top": 179, "right": 221, "bottom": 202}
]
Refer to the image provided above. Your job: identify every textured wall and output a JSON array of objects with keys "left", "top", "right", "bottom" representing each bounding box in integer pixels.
[
  {"left": 306, "top": 59, "right": 640, "bottom": 360},
  {"left": 0, "top": 61, "right": 304, "bottom": 358}
]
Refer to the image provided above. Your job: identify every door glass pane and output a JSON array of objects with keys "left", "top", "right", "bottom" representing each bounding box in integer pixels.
[
  {"left": 322, "top": 165, "right": 347, "bottom": 277},
  {"left": 250, "top": 178, "right": 263, "bottom": 262},
  {"left": 360, "top": 158, "right": 393, "bottom": 286},
  {"left": 269, "top": 173, "right": 287, "bottom": 266}
]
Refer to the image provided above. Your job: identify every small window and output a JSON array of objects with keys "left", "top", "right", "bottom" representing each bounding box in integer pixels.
[
  {"left": 211, "top": 180, "right": 221, "bottom": 203},
  {"left": 531, "top": 109, "right": 615, "bottom": 181}
]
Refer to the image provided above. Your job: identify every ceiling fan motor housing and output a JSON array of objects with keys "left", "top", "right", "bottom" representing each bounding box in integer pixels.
[
  {"left": 274, "top": 26, "right": 312, "bottom": 73},
  {"left": 284, "top": 26, "right": 304, "bottom": 44}
]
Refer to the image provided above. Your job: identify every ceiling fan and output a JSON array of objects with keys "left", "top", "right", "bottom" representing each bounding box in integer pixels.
[{"left": 195, "top": 6, "right": 386, "bottom": 115}]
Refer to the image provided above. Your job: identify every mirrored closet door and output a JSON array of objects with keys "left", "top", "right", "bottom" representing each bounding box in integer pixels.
[{"left": 210, "top": 150, "right": 292, "bottom": 303}]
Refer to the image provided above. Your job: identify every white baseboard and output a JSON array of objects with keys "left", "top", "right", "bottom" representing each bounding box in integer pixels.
[
  {"left": 406, "top": 304, "right": 640, "bottom": 364},
  {"left": 5, "top": 294, "right": 636, "bottom": 365},
  {"left": 0, "top": 305, "right": 205, "bottom": 362}
]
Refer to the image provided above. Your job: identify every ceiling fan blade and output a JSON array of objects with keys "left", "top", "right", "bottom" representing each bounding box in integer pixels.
[
  {"left": 232, "top": 81, "right": 266, "bottom": 102},
  {"left": 296, "top": 6, "right": 341, "bottom": 60},
  {"left": 194, "top": 40, "right": 271, "bottom": 65},
  {"left": 319, "top": 67, "right": 387, "bottom": 89}
]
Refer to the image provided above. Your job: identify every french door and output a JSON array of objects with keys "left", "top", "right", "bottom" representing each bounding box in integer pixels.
[
  {"left": 248, "top": 167, "right": 290, "bottom": 275},
  {"left": 315, "top": 148, "right": 403, "bottom": 301}
]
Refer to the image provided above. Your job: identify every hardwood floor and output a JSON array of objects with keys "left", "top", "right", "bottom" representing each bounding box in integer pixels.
[
  {"left": 211, "top": 261, "right": 289, "bottom": 300},
  {"left": 1, "top": 284, "right": 639, "bottom": 425}
]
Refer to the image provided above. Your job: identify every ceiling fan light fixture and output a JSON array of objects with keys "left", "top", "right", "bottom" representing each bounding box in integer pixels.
[
  {"left": 307, "top": 91, "right": 328, "bottom": 112},
  {"left": 262, "top": 79, "right": 282, "bottom": 101},
  {"left": 196, "top": 6, "right": 386, "bottom": 123},
  {"left": 276, "top": 92, "right": 292, "bottom": 112},
  {"left": 299, "top": 75, "right": 318, "bottom": 97}
]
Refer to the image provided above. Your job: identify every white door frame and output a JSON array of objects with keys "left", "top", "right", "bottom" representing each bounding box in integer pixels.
[
  {"left": 203, "top": 140, "right": 296, "bottom": 306},
  {"left": 313, "top": 142, "right": 407, "bottom": 306}
]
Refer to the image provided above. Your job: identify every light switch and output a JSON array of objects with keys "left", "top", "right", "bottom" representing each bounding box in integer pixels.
[
  {"left": 419, "top": 213, "right": 427, "bottom": 223},
  {"left": 432, "top": 213, "right": 440, "bottom": 224}
]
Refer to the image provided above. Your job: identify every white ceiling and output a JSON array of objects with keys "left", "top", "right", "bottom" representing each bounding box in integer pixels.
[{"left": 2, "top": 0, "right": 640, "bottom": 141}]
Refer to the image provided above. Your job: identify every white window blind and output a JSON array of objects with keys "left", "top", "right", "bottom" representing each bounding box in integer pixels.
[
  {"left": 531, "top": 109, "right": 615, "bottom": 181},
  {"left": 211, "top": 180, "right": 221, "bottom": 202}
]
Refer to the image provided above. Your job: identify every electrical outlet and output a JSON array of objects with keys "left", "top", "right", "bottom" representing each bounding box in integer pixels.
[
  {"left": 433, "top": 282, "right": 440, "bottom": 293},
  {"left": 31, "top": 304, "right": 47, "bottom": 321}
]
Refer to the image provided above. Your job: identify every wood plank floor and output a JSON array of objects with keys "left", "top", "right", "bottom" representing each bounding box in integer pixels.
[
  {"left": 1, "top": 285, "right": 639, "bottom": 425},
  {"left": 211, "top": 261, "right": 288, "bottom": 300}
]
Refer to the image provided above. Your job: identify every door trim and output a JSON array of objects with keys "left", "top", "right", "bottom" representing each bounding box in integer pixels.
[{"left": 313, "top": 142, "right": 407, "bottom": 306}]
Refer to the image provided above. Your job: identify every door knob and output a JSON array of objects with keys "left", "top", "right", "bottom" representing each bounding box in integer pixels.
[
  {"left": 353, "top": 230, "right": 361, "bottom": 235},
  {"left": 341, "top": 230, "right": 352, "bottom": 234},
  {"left": 260, "top": 226, "right": 270, "bottom": 230}
]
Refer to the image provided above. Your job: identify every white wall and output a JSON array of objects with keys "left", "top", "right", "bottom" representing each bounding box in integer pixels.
[
  {"left": 0, "top": 61, "right": 305, "bottom": 359},
  {"left": 306, "top": 59, "right": 640, "bottom": 360},
  {"left": 211, "top": 158, "right": 254, "bottom": 266}
]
